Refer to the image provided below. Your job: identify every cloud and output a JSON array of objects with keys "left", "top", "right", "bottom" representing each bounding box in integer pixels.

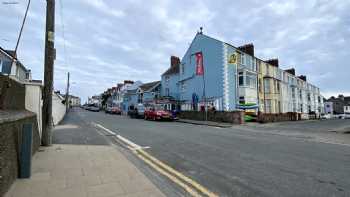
[{"left": 1, "top": 0, "right": 350, "bottom": 102}]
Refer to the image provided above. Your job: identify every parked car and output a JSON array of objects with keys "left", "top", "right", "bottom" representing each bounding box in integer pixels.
[
  {"left": 321, "top": 114, "right": 331, "bottom": 119},
  {"left": 105, "top": 106, "right": 122, "bottom": 114},
  {"left": 136, "top": 103, "right": 145, "bottom": 118},
  {"left": 144, "top": 105, "right": 173, "bottom": 121},
  {"left": 127, "top": 104, "right": 145, "bottom": 118},
  {"left": 85, "top": 104, "right": 99, "bottom": 112},
  {"left": 345, "top": 113, "right": 350, "bottom": 119},
  {"left": 88, "top": 106, "right": 100, "bottom": 112},
  {"left": 337, "top": 113, "right": 350, "bottom": 119}
]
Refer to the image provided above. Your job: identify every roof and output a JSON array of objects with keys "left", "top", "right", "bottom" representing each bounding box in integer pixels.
[
  {"left": 139, "top": 81, "right": 160, "bottom": 92},
  {"left": 0, "top": 47, "right": 15, "bottom": 59},
  {"left": 162, "top": 63, "right": 179, "bottom": 76},
  {"left": 0, "top": 47, "right": 28, "bottom": 72}
]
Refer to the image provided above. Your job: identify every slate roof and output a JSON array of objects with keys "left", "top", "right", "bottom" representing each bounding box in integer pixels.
[
  {"left": 162, "top": 63, "right": 179, "bottom": 76},
  {"left": 139, "top": 81, "right": 160, "bottom": 92}
]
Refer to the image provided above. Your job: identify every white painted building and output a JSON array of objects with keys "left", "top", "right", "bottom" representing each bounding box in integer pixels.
[{"left": 344, "top": 105, "right": 350, "bottom": 114}]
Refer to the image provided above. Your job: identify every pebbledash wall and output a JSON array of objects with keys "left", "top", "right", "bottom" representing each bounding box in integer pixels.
[
  {"left": 178, "top": 33, "right": 237, "bottom": 111},
  {"left": 0, "top": 75, "right": 41, "bottom": 197}
]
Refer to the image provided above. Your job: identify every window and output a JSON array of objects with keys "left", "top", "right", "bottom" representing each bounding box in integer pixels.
[
  {"left": 307, "top": 93, "right": 311, "bottom": 101},
  {"left": 181, "top": 63, "right": 185, "bottom": 75},
  {"left": 276, "top": 82, "right": 280, "bottom": 93},
  {"left": 165, "top": 76, "right": 170, "bottom": 83},
  {"left": 292, "top": 88, "right": 295, "bottom": 98},
  {"left": 239, "top": 72, "right": 244, "bottom": 86},
  {"left": 299, "top": 90, "right": 302, "bottom": 99},
  {"left": 246, "top": 72, "right": 257, "bottom": 88},
  {"left": 181, "top": 82, "right": 186, "bottom": 92},
  {"left": 266, "top": 65, "right": 270, "bottom": 76},
  {"left": 165, "top": 88, "right": 170, "bottom": 96},
  {"left": 300, "top": 104, "right": 303, "bottom": 112},
  {"left": 264, "top": 78, "right": 270, "bottom": 93},
  {"left": 241, "top": 53, "right": 245, "bottom": 65},
  {"left": 239, "top": 96, "right": 245, "bottom": 104},
  {"left": 265, "top": 99, "right": 272, "bottom": 113}
]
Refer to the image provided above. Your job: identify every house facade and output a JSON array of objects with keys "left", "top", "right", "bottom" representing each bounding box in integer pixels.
[
  {"left": 0, "top": 47, "right": 31, "bottom": 82},
  {"left": 163, "top": 32, "right": 323, "bottom": 117},
  {"left": 325, "top": 95, "right": 350, "bottom": 114},
  {"left": 137, "top": 81, "right": 161, "bottom": 105},
  {"left": 178, "top": 32, "right": 238, "bottom": 111},
  {"left": 161, "top": 56, "right": 180, "bottom": 100}
]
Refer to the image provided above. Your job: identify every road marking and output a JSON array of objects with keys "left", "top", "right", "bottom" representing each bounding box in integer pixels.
[
  {"left": 311, "top": 139, "right": 350, "bottom": 147},
  {"left": 138, "top": 149, "right": 218, "bottom": 197},
  {"left": 116, "top": 134, "right": 142, "bottom": 149},
  {"left": 93, "top": 123, "right": 116, "bottom": 136},
  {"left": 118, "top": 134, "right": 218, "bottom": 197},
  {"left": 91, "top": 121, "right": 218, "bottom": 196},
  {"left": 134, "top": 151, "right": 202, "bottom": 197}
]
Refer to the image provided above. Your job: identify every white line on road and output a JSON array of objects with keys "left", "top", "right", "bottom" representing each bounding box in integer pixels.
[
  {"left": 92, "top": 122, "right": 217, "bottom": 196},
  {"left": 116, "top": 134, "right": 142, "bottom": 150},
  {"left": 93, "top": 122, "right": 116, "bottom": 136},
  {"left": 92, "top": 122, "right": 150, "bottom": 150}
]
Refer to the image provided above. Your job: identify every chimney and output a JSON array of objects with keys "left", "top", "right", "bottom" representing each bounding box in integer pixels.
[
  {"left": 298, "top": 75, "right": 307, "bottom": 81},
  {"left": 266, "top": 59, "right": 279, "bottom": 67},
  {"left": 338, "top": 94, "right": 344, "bottom": 100},
  {"left": 170, "top": 56, "right": 180, "bottom": 68},
  {"left": 238, "top": 43, "right": 254, "bottom": 56},
  {"left": 124, "top": 80, "right": 134, "bottom": 84},
  {"left": 285, "top": 68, "right": 295, "bottom": 76}
]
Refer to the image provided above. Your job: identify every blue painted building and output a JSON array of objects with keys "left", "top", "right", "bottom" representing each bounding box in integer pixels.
[
  {"left": 178, "top": 32, "right": 239, "bottom": 111},
  {"left": 161, "top": 56, "right": 180, "bottom": 100},
  {"left": 137, "top": 81, "right": 161, "bottom": 105}
]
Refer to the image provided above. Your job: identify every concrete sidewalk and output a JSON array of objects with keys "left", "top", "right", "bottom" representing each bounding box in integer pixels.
[{"left": 5, "top": 144, "right": 165, "bottom": 197}]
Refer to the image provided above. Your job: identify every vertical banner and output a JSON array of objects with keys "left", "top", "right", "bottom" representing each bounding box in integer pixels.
[{"left": 195, "top": 52, "right": 204, "bottom": 75}]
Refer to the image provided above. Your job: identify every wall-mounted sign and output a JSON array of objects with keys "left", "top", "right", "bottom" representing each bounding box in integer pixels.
[
  {"left": 195, "top": 52, "right": 204, "bottom": 75},
  {"left": 228, "top": 53, "right": 237, "bottom": 64}
]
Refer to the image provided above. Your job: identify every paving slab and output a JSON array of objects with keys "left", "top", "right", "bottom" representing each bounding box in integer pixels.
[{"left": 4, "top": 144, "right": 165, "bottom": 197}]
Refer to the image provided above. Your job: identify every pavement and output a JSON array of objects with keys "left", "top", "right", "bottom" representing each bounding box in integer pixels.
[
  {"left": 5, "top": 109, "right": 165, "bottom": 197},
  {"left": 176, "top": 119, "right": 233, "bottom": 128},
  {"left": 76, "top": 108, "right": 350, "bottom": 197}
]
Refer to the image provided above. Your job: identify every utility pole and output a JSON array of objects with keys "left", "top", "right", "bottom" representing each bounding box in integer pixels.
[
  {"left": 65, "top": 72, "right": 70, "bottom": 112},
  {"left": 42, "top": 0, "right": 55, "bottom": 146}
]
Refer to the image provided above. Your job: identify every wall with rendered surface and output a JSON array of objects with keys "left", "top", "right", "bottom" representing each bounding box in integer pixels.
[{"left": 52, "top": 93, "right": 66, "bottom": 125}]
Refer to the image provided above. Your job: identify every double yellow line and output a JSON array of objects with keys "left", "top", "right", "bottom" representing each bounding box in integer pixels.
[{"left": 134, "top": 148, "right": 218, "bottom": 197}]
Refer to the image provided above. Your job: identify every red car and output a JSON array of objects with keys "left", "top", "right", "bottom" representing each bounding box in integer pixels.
[
  {"left": 144, "top": 105, "right": 173, "bottom": 121},
  {"left": 105, "top": 106, "right": 122, "bottom": 114}
]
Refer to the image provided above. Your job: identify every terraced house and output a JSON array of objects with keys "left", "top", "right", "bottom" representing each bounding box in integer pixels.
[{"left": 161, "top": 31, "right": 323, "bottom": 118}]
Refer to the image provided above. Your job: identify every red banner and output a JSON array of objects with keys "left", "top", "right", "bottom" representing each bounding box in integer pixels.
[{"left": 195, "top": 52, "right": 204, "bottom": 75}]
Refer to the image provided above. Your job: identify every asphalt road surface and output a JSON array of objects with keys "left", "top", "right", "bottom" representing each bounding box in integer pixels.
[{"left": 65, "top": 108, "right": 350, "bottom": 197}]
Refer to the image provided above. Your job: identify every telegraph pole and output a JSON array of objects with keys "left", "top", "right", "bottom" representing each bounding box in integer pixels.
[
  {"left": 65, "top": 72, "right": 70, "bottom": 112},
  {"left": 42, "top": 0, "right": 55, "bottom": 146}
]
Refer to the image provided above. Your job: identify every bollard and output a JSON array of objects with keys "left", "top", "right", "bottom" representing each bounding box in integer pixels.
[{"left": 19, "top": 123, "right": 33, "bottom": 178}]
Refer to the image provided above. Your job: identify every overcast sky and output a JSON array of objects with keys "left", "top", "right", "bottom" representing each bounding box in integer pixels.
[{"left": 1, "top": 0, "right": 349, "bottom": 101}]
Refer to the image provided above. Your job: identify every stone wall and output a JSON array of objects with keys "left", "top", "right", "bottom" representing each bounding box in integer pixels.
[
  {"left": 257, "top": 112, "right": 298, "bottom": 123},
  {"left": 0, "top": 75, "right": 25, "bottom": 110},
  {"left": 0, "top": 111, "right": 40, "bottom": 196},
  {"left": 178, "top": 110, "right": 244, "bottom": 124}
]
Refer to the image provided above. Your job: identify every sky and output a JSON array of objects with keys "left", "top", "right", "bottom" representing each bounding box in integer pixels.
[{"left": 0, "top": 0, "right": 349, "bottom": 102}]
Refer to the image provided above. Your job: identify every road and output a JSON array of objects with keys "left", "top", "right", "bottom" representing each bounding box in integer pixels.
[{"left": 64, "top": 108, "right": 350, "bottom": 197}]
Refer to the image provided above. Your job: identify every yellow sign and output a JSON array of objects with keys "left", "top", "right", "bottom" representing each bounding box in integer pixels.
[{"left": 228, "top": 53, "right": 237, "bottom": 64}]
